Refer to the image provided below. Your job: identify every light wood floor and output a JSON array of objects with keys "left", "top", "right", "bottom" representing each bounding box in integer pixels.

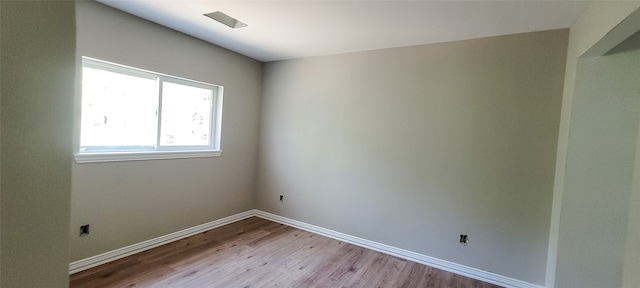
[{"left": 70, "top": 217, "right": 502, "bottom": 288}]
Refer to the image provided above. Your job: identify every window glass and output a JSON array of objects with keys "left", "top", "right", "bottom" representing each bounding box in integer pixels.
[
  {"left": 80, "top": 66, "right": 158, "bottom": 150},
  {"left": 160, "top": 81, "right": 213, "bottom": 147},
  {"left": 77, "top": 57, "right": 222, "bottom": 163}
]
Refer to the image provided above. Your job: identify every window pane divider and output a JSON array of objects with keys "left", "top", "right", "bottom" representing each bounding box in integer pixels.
[{"left": 156, "top": 77, "right": 164, "bottom": 149}]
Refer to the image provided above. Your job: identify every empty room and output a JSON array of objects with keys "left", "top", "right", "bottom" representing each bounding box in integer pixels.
[{"left": 1, "top": 1, "right": 640, "bottom": 288}]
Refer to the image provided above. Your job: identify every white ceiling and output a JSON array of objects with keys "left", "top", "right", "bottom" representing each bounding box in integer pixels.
[{"left": 97, "top": 0, "right": 590, "bottom": 62}]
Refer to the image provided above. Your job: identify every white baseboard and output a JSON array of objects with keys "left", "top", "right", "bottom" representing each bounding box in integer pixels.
[
  {"left": 69, "top": 209, "right": 543, "bottom": 288},
  {"left": 253, "top": 210, "right": 544, "bottom": 288},
  {"left": 69, "top": 210, "right": 255, "bottom": 274}
]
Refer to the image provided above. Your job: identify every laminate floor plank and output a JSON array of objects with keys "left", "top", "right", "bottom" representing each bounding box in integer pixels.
[{"left": 70, "top": 217, "right": 503, "bottom": 288}]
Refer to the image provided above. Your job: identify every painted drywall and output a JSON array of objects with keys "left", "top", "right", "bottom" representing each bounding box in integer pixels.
[
  {"left": 625, "top": 184, "right": 640, "bottom": 288},
  {"left": 70, "top": 1, "right": 262, "bottom": 261},
  {"left": 546, "top": 2, "right": 640, "bottom": 287},
  {"left": 257, "top": 30, "right": 568, "bottom": 285},
  {"left": 625, "top": 36, "right": 640, "bottom": 285},
  {"left": 1, "top": 1, "right": 75, "bottom": 287},
  {"left": 553, "top": 41, "right": 640, "bottom": 288},
  {"left": 610, "top": 30, "right": 640, "bottom": 288},
  {"left": 0, "top": 1, "right": 3, "bottom": 282}
]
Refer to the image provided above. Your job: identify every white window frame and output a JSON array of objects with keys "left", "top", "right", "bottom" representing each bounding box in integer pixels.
[{"left": 75, "top": 57, "right": 223, "bottom": 163}]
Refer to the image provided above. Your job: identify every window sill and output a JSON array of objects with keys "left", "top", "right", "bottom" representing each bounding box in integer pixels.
[{"left": 74, "top": 150, "right": 222, "bottom": 164}]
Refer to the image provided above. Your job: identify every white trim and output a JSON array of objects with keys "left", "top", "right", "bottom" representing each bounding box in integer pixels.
[
  {"left": 69, "top": 209, "right": 544, "bottom": 288},
  {"left": 69, "top": 210, "right": 253, "bottom": 274},
  {"left": 74, "top": 150, "right": 222, "bottom": 163},
  {"left": 253, "top": 210, "right": 544, "bottom": 288},
  {"left": 82, "top": 57, "right": 220, "bottom": 89}
]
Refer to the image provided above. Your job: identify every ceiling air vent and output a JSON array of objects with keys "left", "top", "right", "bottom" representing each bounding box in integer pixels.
[{"left": 204, "top": 11, "right": 247, "bottom": 29}]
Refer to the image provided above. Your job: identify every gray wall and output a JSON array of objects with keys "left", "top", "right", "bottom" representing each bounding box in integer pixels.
[
  {"left": 625, "top": 116, "right": 640, "bottom": 287},
  {"left": 257, "top": 30, "right": 568, "bottom": 285},
  {"left": 554, "top": 22, "right": 640, "bottom": 288},
  {"left": 70, "top": 1, "right": 262, "bottom": 261},
  {"left": 1, "top": 1, "right": 3, "bottom": 281},
  {"left": 555, "top": 49, "right": 640, "bottom": 288},
  {"left": 546, "top": 2, "right": 640, "bottom": 287},
  {"left": 610, "top": 29, "right": 640, "bottom": 288},
  {"left": 1, "top": 1, "right": 75, "bottom": 287}
]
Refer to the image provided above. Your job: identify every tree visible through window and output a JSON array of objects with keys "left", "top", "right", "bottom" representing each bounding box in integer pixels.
[{"left": 160, "top": 81, "right": 213, "bottom": 146}]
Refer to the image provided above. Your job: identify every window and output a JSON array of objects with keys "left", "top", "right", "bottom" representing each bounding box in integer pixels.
[{"left": 75, "top": 57, "right": 223, "bottom": 163}]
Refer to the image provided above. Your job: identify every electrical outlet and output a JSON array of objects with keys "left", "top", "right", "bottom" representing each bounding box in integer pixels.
[
  {"left": 80, "top": 224, "right": 90, "bottom": 237},
  {"left": 459, "top": 234, "right": 469, "bottom": 245},
  {"left": 279, "top": 195, "right": 284, "bottom": 202}
]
